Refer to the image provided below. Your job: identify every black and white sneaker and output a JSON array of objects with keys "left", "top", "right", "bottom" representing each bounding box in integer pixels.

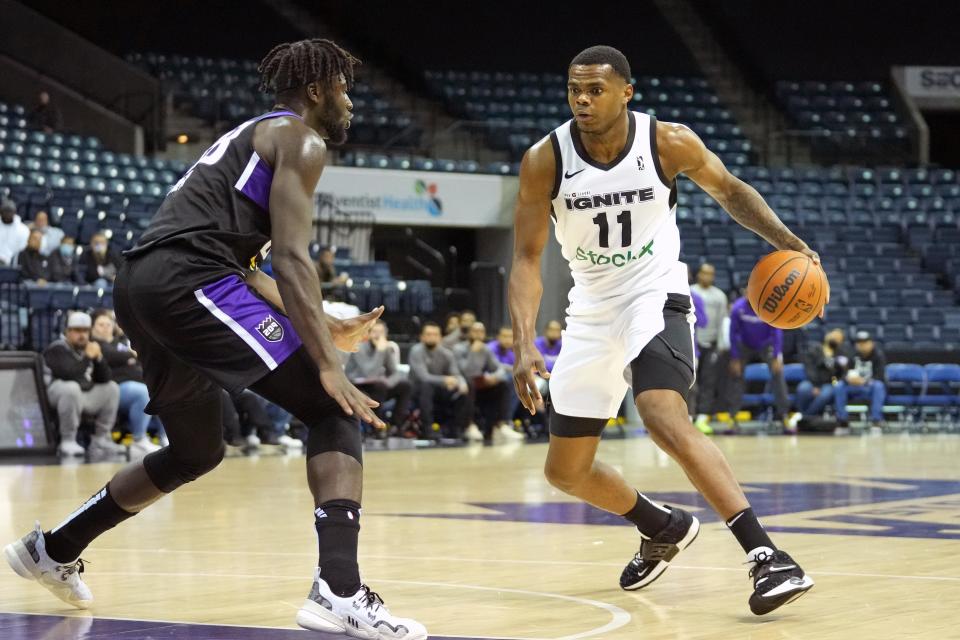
[
  {"left": 748, "top": 549, "right": 814, "bottom": 615},
  {"left": 619, "top": 507, "right": 700, "bottom": 591}
]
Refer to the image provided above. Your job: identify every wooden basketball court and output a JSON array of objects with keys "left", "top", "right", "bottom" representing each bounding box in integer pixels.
[{"left": 2, "top": 433, "right": 958, "bottom": 639}]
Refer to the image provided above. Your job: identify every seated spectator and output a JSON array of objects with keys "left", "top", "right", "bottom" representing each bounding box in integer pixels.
[
  {"left": 441, "top": 309, "right": 476, "bottom": 349},
  {"left": 455, "top": 321, "right": 520, "bottom": 443},
  {"left": 835, "top": 331, "right": 886, "bottom": 428},
  {"left": 90, "top": 309, "right": 163, "bottom": 459},
  {"left": 443, "top": 313, "right": 460, "bottom": 340},
  {"left": 79, "top": 232, "right": 121, "bottom": 287},
  {"left": 797, "top": 328, "right": 850, "bottom": 421},
  {"left": 221, "top": 389, "right": 301, "bottom": 449},
  {"left": 0, "top": 199, "right": 30, "bottom": 266},
  {"left": 534, "top": 320, "right": 563, "bottom": 372},
  {"left": 31, "top": 211, "right": 64, "bottom": 256},
  {"left": 408, "top": 321, "right": 469, "bottom": 440},
  {"left": 16, "top": 230, "right": 52, "bottom": 283},
  {"left": 316, "top": 247, "right": 348, "bottom": 285},
  {"left": 345, "top": 320, "right": 412, "bottom": 433},
  {"left": 48, "top": 236, "right": 82, "bottom": 283},
  {"left": 727, "top": 295, "right": 790, "bottom": 427},
  {"left": 28, "top": 90, "right": 62, "bottom": 133},
  {"left": 43, "top": 312, "right": 123, "bottom": 457}
]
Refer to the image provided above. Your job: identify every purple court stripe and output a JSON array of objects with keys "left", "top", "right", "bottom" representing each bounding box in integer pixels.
[
  {"left": 0, "top": 613, "right": 516, "bottom": 640},
  {"left": 197, "top": 275, "right": 302, "bottom": 369}
]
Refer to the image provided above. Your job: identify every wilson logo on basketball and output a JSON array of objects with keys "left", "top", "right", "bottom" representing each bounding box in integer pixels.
[{"left": 762, "top": 269, "right": 801, "bottom": 313}]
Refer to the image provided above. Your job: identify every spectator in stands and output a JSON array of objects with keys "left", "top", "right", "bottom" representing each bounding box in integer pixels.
[
  {"left": 408, "top": 321, "right": 469, "bottom": 440},
  {"left": 690, "top": 263, "right": 727, "bottom": 431},
  {"left": 797, "top": 328, "right": 850, "bottom": 422},
  {"left": 442, "top": 309, "right": 476, "bottom": 348},
  {"left": 90, "top": 309, "right": 162, "bottom": 459},
  {"left": 345, "top": 320, "right": 412, "bottom": 432},
  {"left": 79, "top": 232, "right": 120, "bottom": 287},
  {"left": 0, "top": 199, "right": 30, "bottom": 266},
  {"left": 49, "top": 236, "right": 82, "bottom": 283},
  {"left": 16, "top": 230, "right": 52, "bottom": 283},
  {"left": 28, "top": 91, "right": 62, "bottom": 133},
  {"left": 727, "top": 294, "right": 790, "bottom": 427},
  {"left": 43, "top": 312, "right": 123, "bottom": 458},
  {"left": 455, "top": 321, "right": 520, "bottom": 443},
  {"left": 443, "top": 313, "right": 460, "bottom": 340},
  {"left": 30, "top": 211, "right": 64, "bottom": 256},
  {"left": 316, "top": 247, "right": 348, "bottom": 285},
  {"left": 534, "top": 320, "right": 563, "bottom": 372},
  {"left": 836, "top": 330, "right": 886, "bottom": 427}
]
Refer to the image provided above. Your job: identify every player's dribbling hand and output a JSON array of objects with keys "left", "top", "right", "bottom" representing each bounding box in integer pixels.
[
  {"left": 799, "top": 246, "right": 829, "bottom": 318},
  {"left": 513, "top": 345, "right": 550, "bottom": 415},
  {"left": 329, "top": 306, "right": 385, "bottom": 352},
  {"left": 319, "top": 368, "right": 384, "bottom": 427}
]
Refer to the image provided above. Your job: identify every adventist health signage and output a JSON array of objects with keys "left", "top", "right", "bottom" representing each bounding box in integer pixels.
[{"left": 318, "top": 166, "right": 518, "bottom": 228}]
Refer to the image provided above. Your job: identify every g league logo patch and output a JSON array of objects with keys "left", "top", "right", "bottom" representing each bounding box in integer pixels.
[{"left": 256, "top": 314, "right": 284, "bottom": 342}]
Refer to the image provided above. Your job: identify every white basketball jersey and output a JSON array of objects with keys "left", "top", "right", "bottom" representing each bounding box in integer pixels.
[{"left": 549, "top": 111, "right": 689, "bottom": 312}]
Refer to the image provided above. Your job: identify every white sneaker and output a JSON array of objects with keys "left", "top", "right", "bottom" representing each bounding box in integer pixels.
[
  {"left": 87, "top": 434, "right": 126, "bottom": 457},
  {"left": 129, "top": 437, "right": 161, "bottom": 459},
  {"left": 245, "top": 433, "right": 261, "bottom": 448},
  {"left": 278, "top": 434, "right": 303, "bottom": 449},
  {"left": 297, "top": 570, "right": 426, "bottom": 639},
  {"left": 58, "top": 440, "right": 85, "bottom": 457},
  {"left": 464, "top": 423, "right": 484, "bottom": 442},
  {"left": 493, "top": 423, "right": 524, "bottom": 443},
  {"left": 3, "top": 522, "right": 93, "bottom": 609}
]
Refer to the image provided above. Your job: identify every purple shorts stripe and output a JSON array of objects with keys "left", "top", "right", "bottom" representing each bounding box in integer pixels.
[{"left": 197, "top": 275, "right": 302, "bottom": 369}]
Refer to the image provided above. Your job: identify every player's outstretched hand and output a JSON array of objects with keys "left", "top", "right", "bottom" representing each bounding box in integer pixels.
[
  {"left": 513, "top": 345, "right": 550, "bottom": 415},
  {"left": 320, "top": 368, "right": 384, "bottom": 427},
  {"left": 329, "top": 306, "right": 385, "bottom": 352},
  {"left": 799, "top": 247, "right": 829, "bottom": 318}
]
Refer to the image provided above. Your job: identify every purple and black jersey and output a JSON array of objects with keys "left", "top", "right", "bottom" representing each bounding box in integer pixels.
[{"left": 125, "top": 110, "right": 301, "bottom": 286}]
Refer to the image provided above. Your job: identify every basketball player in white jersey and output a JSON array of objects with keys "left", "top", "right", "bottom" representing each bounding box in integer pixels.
[{"left": 509, "top": 46, "right": 821, "bottom": 615}]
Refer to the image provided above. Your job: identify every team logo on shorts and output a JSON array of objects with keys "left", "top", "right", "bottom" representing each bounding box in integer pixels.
[{"left": 256, "top": 315, "right": 284, "bottom": 342}]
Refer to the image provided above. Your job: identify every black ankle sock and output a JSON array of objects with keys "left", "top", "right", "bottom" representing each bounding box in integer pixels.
[
  {"left": 725, "top": 507, "right": 775, "bottom": 554},
  {"left": 315, "top": 499, "right": 362, "bottom": 597},
  {"left": 44, "top": 485, "right": 135, "bottom": 563},
  {"left": 621, "top": 491, "right": 672, "bottom": 538}
]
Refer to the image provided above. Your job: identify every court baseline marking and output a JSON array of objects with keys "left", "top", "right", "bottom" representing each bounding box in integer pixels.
[
  {"left": 3, "top": 570, "right": 631, "bottom": 640},
  {"left": 93, "top": 547, "right": 960, "bottom": 583}
]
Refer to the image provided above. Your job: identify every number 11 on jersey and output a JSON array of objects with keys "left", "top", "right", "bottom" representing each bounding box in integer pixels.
[{"left": 592, "top": 210, "right": 632, "bottom": 248}]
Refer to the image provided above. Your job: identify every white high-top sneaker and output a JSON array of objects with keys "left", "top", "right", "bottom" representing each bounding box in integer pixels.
[
  {"left": 88, "top": 434, "right": 126, "bottom": 457},
  {"left": 129, "top": 437, "right": 161, "bottom": 460},
  {"left": 58, "top": 439, "right": 85, "bottom": 457},
  {"left": 464, "top": 423, "right": 484, "bottom": 442},
  {"left": 296, "top": 569, "right": 426, "bottom": 639},
  {"left": 4, "top": 522, "right": 93, "bottom": 609}
]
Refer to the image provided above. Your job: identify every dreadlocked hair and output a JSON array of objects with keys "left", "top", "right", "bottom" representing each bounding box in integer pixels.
[{"left": 257, "top": 39, "right": 360, "bottom": 94}]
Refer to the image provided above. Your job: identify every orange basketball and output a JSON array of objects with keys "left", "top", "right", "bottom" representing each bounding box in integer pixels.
[{"left": 746, "top": 250, "right": 828, "bottom": 329}]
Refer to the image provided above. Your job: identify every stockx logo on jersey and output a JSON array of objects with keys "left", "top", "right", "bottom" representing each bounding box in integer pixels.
[
  {"left": 256, "top": 314, "right": 284, "bottom": 342},
  {"left": 575, "top": 241, "right": 654, "bottom": 268},
  {"left": 562, "top": 187, "right": 655, "bottom": 212},
  {"left": 414, "top": 179, "right": 443, "bottom": 217}
]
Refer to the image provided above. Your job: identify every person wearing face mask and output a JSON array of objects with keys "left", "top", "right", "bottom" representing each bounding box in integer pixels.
[
  {"left": 49, "top": 236, "right": 82, "bottom": 284},
  {"left": 79, "top": 232, "right": 121, "bottom": 287},
  {"left": 0, "top": 199, "right": 30, "bottom": 267},
  {"left": 796, "top": 328, "right": 850, "bottom": 423}
]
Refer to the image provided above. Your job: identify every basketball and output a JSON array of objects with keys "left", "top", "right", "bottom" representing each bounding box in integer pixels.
[{"left": 746, "top": 250, "right": 828, "bottom": 329}]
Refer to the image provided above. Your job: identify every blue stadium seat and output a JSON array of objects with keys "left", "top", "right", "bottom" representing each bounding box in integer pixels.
[
  {"left": 885, "top": 364, "right": 925, "bottom": 406},
  {"left": 921, "top": 364, "right": 960, "bottom": 407},
  {"left": 742, "top": 363, "right": 773, "bottom": 408}
]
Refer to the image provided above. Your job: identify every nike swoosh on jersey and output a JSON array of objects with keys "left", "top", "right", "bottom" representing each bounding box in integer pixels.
[{"left": 564, "top": 168, "right": 586, "bottom": 179}]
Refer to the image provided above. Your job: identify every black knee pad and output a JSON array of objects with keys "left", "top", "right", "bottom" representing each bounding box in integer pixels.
[
  {"left": 143, "top": 440, "right": 226, "bottom": 493},
  {"left": 306, "top": 414, "right": 363, "bottom": 465},
  {"left": 549, "top": 411, "right": 608, "bottom": 437}
]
